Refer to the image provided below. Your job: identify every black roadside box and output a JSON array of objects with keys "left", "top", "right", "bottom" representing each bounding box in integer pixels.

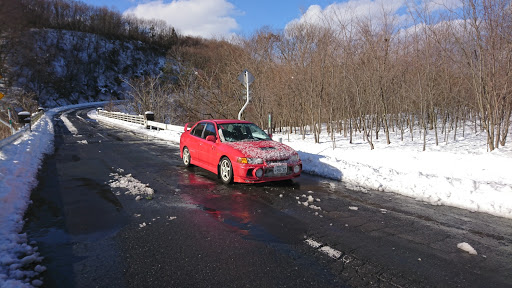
[
  {"left": 18, "top": 111, "right": 32, "bottom": 131},
  {"left": 18, "top": 111, "right": 31, "bottom": 124},
  {"left": 145, "top": 111, "right": 154, "bottom": 121}
]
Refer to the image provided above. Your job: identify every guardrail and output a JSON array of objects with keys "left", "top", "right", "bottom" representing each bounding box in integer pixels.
[
  {"left": 0, "top": 126, "right": 29, "bottom": 148},
  {"left": 98, "top": 110, "right": 145, "bottom": 125},
  {"left": 31, "top": 110, "right": 44, "bottom": 123},
  {"left": 97, "top": 110, "right": 168, "bottom": 130},
  {"left": 147, "top": 120, "right": 169, "bottom": 130},
  {"left": 0, "top": 110, "right": 45, "bottom": 149}
]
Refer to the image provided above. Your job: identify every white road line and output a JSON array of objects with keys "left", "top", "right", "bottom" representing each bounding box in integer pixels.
[
  {"left": 97, "top": 133, "right": 108, "bottom": 139},
  {"left": 319, "top": 246, "right": 342, "bottom": 259},
  {"left": 305, "top": 238, "right": 343, "bottom": 260},
  {"left": 305, "top": 238, "right": 322, "bottom": 248},
  {"left": 60, "top": 112, "right": 78, "bottom": 135}
]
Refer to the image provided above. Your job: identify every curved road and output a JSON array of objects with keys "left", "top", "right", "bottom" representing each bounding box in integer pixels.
[{"left": 23, "top": 108, "right": 512, "bottom": 287}]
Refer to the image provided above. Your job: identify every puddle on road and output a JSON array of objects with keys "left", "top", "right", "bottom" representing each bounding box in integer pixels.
[
  {"left": 176, "top": 165, "right": 307, "bottom": 245},
  {"left": 195, "top": 193, "right": 307, "bottom": 245},
  {"left": 74, "top": 177, "right": 123, "bottom": 211}
]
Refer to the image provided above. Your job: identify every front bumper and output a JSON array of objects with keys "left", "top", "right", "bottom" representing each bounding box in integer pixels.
[{"left": 232, "top": 162, "right": 302, "bottom": 183}]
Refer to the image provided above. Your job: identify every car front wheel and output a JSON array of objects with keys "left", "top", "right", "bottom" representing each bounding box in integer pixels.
[
  {"left": 182, "top": 147, "right": 192, "bottom": 167},
  {"left": 219, "top": 157, "right": 233, "bottom": 184}
]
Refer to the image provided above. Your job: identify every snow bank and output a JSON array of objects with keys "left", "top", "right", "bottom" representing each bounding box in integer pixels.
[
  {"left": 0, "top": 102, "right": 106, "bottom": 287},
  {"left": 284, "top": 129, "right": 512, "bottom": 219},
  {"left": 0, "top": 112, "right": 54, "bottom": 287}
]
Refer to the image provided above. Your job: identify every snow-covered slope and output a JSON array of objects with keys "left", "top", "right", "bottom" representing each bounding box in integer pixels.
[{"left": 9, "top": 29, "right": 167, "bottom": 107}]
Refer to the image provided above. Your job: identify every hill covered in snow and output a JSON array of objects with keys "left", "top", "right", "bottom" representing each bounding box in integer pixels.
[{"left": 8, "top": 29, "right": 167, "bottom": 107}]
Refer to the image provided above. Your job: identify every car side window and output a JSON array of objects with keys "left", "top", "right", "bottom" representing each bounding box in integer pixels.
[
  {"left": 191, "top": 123, "right": 205, "bottom": 138},
  {"left": 203, "top": 123, "right": 216, "bottom": 139}
]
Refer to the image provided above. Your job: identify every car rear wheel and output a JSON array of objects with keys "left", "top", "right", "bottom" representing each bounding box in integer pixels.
[
  {"left": 182, "top": 147, "right": 192, "bottom": 167},
  {"left": 219, "top": 157, "right": 233, "bottom": 184}
]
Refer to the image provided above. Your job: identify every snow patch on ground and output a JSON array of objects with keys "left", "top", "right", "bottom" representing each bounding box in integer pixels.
[
  {"left": 457, "top": 242, "right": 478, "bottom": 255},
  {"left": 108, "top": 168, "right": 154, "bottom": 199}
]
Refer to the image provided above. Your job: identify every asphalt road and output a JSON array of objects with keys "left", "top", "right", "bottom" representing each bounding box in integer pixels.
[{"left": 23, "top": 108, "right": 512, "bottom": 287}]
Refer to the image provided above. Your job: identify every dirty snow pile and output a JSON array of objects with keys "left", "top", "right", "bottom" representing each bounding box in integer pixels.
[
  {"left": 89, "top": 110, "right": 512, "bottom": 219},
  {"left": 108, "top": 168, "right": 154, "bottom": 200}
]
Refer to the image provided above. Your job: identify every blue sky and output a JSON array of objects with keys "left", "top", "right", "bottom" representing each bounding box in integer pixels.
[
  {"left": 80, "top": 0, "right": 455, "bottom": 38},
  {"left": 82, "top": 0, "right": 335, "bottom": 37}
]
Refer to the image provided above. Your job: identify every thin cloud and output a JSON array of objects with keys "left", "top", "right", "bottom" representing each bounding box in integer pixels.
[
  {"left": 287, "top": 0, "right": 407, "bottom": 29},
  {"left": 123, "top": 0, "right": 239, "bottom": 39},
  {"left": 286, "top": 0, "right": 462, "bottom": 30}
]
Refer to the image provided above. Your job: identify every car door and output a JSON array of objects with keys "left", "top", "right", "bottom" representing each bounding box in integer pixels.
[
  {"left": 187, "top": 122, "right": 206, "bottom": 165},
  {"left": 198, "top": 122, "right": 219, "bottom": 171}
]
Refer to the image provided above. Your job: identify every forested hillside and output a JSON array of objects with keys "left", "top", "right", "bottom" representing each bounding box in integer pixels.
[
  {"left": 1, "top": 0, "right": 510, "bottom": 151},
  {"left": 12, "top": 29, "right": 167, "bottom": 107},
  {"left": 0, "top": 0, "right": 182, "bottom": 107},
  {"left": 167, "top": 0, "right": 512, "bottom": 151},
  {"left": 0, "top": 0, "right": 183, "bottom": 138}
]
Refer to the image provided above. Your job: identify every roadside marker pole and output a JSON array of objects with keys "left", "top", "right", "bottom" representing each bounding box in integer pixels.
[
  {"left": 8, "top": 108, "right": 15, "bottom": 134},
  {"left": 237, "top": 69, "right": 254, "bottom": 120}
]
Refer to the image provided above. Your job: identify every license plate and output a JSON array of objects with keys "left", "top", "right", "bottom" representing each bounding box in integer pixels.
[{"left": 273, "top": 165, "right": 287, "bottom": 175}]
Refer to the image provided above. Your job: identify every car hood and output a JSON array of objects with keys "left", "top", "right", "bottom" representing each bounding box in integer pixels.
[{"left": 226, "top": 141, "right": 297, "bottom": 161}]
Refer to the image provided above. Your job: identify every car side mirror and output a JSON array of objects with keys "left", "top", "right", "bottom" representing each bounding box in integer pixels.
[{"left": 206, "top": 135, "right": 216, "bottom": 142}]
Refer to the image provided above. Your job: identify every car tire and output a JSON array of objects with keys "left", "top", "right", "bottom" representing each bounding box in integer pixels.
[
  {"left": 219, "top": 157, "right": 233, "bottom": 184},
  {"left": 182, "top": 147, "right": 192, "bottom": 167}
]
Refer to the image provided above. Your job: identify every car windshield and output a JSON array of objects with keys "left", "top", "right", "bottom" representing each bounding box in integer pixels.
[{"left": 218, "top": 123, "right": 271, "bottom": 142}]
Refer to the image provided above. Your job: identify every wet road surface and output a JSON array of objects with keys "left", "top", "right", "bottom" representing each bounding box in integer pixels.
[{"left": 23, "top": 108, "right": 512, "bottom": 287}]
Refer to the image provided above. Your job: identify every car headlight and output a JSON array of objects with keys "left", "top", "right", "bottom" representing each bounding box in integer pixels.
[
  {"left": 237, "top": 157, "right": 264, "bottom": 164},
  {"left": 289, "top": 154, "right": 300, "bottom": 163}
]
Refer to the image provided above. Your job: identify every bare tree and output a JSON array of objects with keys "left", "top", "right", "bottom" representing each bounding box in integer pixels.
[{"left": 122, "top": 73, "right": 174, "bottom": 123}]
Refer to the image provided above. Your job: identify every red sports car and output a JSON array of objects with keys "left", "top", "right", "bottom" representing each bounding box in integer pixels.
[{"left": 180, "top": 120, "right": 302, "bottom": 184}]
